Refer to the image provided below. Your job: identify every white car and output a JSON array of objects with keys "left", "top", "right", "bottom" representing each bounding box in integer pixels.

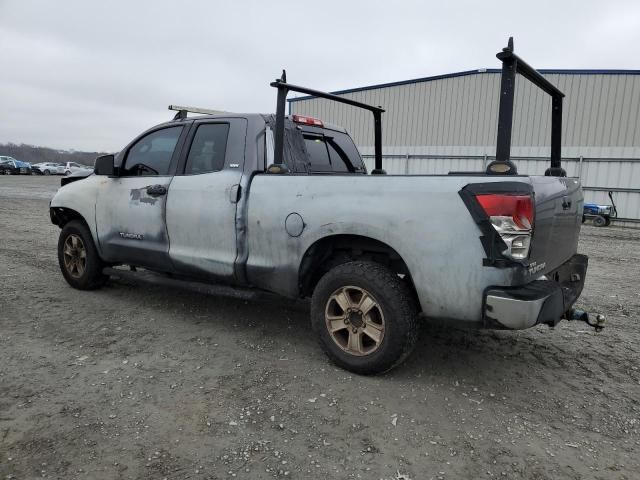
[
  {"left": 64, "top": 162, "right": 93, "bottom": 176},
  {"left": 33, "top": 162, "right": 65, "bottom": 175}
]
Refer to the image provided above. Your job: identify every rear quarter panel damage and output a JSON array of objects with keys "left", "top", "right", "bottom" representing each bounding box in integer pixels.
[{"left": 245, "top": 175, "right": 531, "bottom": 323}]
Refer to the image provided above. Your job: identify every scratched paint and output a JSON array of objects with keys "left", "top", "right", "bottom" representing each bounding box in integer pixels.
[{"left": 129, "top": 187, "right": 158, "bottom": 205}]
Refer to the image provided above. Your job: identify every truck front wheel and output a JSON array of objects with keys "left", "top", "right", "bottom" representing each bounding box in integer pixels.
[
  {"left": 311, "top": 261, "right": 419, "bottom": 375},
  {"left": 57, "top": 220, "right": 108, "bottom": 290}
]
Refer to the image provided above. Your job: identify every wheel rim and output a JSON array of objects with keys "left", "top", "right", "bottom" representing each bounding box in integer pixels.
[
  {"left": 63, "top": 234, "right": 87, "bottom": 278},
  {"left": 325, "top": 286, "right": 385, "bottom": 356}
]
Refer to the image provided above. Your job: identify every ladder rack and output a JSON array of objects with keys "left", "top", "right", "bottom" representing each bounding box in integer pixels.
[{"left": 168, "top": 105, "right": 232, "bottom": 120}]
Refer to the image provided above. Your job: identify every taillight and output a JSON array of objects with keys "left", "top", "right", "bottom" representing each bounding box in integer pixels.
[
  {"left": 292, "top": 115, "right": 324, "bottom": 127},
  {"left": 476, "top": 194, "right": 534, "bottom": 260}
]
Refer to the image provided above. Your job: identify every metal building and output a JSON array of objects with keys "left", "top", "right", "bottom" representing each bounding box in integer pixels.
[{"left": 289, "top": 69, "right": 640, "bottom": 225}]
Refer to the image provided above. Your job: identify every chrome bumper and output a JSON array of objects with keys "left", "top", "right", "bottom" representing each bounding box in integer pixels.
[{"left": 483, "top": 254, "right": 588, "bottom": 330}]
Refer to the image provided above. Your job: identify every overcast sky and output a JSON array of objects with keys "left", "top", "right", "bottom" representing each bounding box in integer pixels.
[{"left": 1, "top": 0, "right": 639, "bottom": 152}]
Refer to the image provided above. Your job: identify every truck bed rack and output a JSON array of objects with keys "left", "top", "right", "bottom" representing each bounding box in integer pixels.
[
  {"left": 491, "top": 37, "right": 566, "bottom": 176},
  {"left": 271, "top": 37, "right": 567, "bottom": 177},
  {"left": 270, "top": 71, "right": 386, "bottom": 174}
]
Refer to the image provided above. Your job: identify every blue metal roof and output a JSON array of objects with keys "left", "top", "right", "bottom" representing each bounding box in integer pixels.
[{"left": 287, "top": 68, "right": 640, "bottom": 103}]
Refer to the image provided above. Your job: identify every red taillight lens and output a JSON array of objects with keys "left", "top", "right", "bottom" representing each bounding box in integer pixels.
[
  {"left": 292, "top": 115, "right": 324, "bottom": 127},
  {"left": 476, "top": 194, "right": 534, "bottom": 229}
]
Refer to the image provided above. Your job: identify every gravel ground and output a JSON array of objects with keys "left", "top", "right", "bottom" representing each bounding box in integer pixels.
[{"left": 1, "top": 175, "right": 639, "bottom": 480}]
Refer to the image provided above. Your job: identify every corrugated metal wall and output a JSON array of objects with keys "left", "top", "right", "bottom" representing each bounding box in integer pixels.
[{"left": 289, "top": 70, "right": 640, "bottom": 225}]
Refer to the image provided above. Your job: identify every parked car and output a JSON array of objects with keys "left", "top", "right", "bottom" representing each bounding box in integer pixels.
[
  {"left": 49, "top": 39, "right": 602, "bottom": 374},
  {"left": 0, "top": 156, "right": 32, "bottom": 175},
  {"left": 64, "top": 162, "right": 93, "bottom": 176},
  {"left": 32, "top": 162, "right": 65, "bottom": 175}
]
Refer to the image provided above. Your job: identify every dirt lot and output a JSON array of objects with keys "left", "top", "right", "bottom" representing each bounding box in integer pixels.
[{"left": 1, "top": 175, "right": 639, "bottom": 480}]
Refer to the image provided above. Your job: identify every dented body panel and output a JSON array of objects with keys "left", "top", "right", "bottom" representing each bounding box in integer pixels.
[
  {"left": 245, "top": 175, "right": 532, "bottom": 322},
  {"left": 96, "top": 175, "right": 174, "bottom": 270}
]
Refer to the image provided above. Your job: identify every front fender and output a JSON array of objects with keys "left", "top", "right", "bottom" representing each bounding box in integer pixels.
[{"left": 50, "top": 175, "right": 102, "bottom": 252}]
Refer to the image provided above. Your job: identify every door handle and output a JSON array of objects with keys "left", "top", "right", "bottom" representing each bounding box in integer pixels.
[{"left": 146, "top": 184, "right": 167, "bottom": 197}]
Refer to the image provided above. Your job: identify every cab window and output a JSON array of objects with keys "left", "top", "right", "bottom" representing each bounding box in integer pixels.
[
  {"left": 303, "top": 133, "right": 363, "bottom": 173},
  {"left": 185, "top": 123, "right": 230, "bottom": 174},
  {"left": 122, "top": 126, "right": 183, "bottom": 176},
  {"left": 304, "top": 136, "right": 332, "bottom": 172}
]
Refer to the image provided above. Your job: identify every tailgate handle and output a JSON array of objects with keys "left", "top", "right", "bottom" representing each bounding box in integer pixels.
[{"left": 562, "top": 197, "right": 572, "bottom": 210}]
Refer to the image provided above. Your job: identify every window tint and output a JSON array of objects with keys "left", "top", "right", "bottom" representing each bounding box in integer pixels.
[
  {"left": 304, "top": 136, "right": 332, "bottom": 172},
  {"left": 185, "top": 123, "right": 230, "bottom": 174},
  {"left": 122, "top": 126, "right": 182, "bottom": 176}
]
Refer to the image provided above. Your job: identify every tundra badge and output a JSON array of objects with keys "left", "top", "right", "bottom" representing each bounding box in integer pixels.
[{"left": 119, "top": 232, "right": 144, "bottom": 240}]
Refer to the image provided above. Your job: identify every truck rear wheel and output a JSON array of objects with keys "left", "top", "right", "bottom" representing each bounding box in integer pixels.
[
  {"left": 58, "top": 220, "right": 108, "bottom": 290},
  {"left": 311, "top": 261, "right": 419, "bottom": 375}
]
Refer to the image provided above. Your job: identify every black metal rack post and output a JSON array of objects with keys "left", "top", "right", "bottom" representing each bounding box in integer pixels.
[
  {"left": 270, "top": 72, "right": 386, "bottom": 173},
  {"left": 490, "top": 37, "right": 567, "bottom": 176}
]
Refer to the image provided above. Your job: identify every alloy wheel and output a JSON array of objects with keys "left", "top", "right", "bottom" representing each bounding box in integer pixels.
[
  {"left": 63, "top": 234, "right": 87, "bottom": 278},
  {"left": 325, "top": 286, "right": 385, "bottom": 356}
]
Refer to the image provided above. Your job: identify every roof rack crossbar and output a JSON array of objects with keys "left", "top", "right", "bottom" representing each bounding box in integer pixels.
[
  {"left": 270, "top": 71, "right": 386, "bottom": 173},
  {"left": 492, "top": 37, "right": 566, "bottom": 176},
  {"left": 168, "top": 105, "right": 232, "bottom": 120}
]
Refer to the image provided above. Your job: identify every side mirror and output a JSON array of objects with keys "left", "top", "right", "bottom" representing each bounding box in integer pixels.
[{"left": 94, "top": 154, "right": 115, "bottom": 176}]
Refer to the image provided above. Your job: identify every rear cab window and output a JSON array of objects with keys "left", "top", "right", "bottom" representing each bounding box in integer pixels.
[{"left": 299, "top": 125, "right": 366, "bottom": 174}]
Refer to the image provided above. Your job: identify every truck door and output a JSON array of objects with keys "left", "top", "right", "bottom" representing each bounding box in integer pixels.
[
  {"left": 165, "top": 118, "right": 247, "bottom": 281},
  {"left": 95, "top": 125, "right": 187, "bottom": 271}
]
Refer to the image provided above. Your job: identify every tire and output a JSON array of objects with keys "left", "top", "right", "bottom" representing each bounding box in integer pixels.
[
  {"left": 604, "top": 217, "right": 612, "bottom": 227},
  {"left": 593, "top": 215, "right": 607, "bottom": 227},
  {"left": 311, "top": 261, "right": 419, "bottom": 375},
  {"left": 44, "top": 169, "right": 50, "bottom": 175},
  {"left": 58, "top": 220, "right": 108, "bottom": 290},
  {"left": 64, "top": 171, "right": 71, "bottom": 176}
]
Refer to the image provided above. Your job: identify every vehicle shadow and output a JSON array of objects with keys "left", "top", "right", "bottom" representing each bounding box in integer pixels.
[{"left": 105, "top": 276, "right": 573, "bottom": 384}]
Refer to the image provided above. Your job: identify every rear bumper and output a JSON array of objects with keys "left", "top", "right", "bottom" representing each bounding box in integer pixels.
[{"left": 483, "top": 254, "right": 588, "bottom": 330}]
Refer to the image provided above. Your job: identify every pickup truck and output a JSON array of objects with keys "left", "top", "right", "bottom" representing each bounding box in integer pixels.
[{"left": 49, "top": 40, "right": 601, "bottom": 374}]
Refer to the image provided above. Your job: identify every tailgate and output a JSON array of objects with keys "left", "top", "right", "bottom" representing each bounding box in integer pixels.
[{"left": 528, "top": 176, "right": 583, "bottom": 274}]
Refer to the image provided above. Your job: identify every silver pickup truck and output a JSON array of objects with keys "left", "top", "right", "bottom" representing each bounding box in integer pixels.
[{"left": 50, "top": 40, "right": 601, "bottom": 374}]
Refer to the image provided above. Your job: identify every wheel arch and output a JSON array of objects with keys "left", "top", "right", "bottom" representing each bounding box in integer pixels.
[
  {"left": 50, "top": 206, "right": 89, "bottom": 230},
  {"left": 298, "top": 234, "right": 418, "bottom": 302}
]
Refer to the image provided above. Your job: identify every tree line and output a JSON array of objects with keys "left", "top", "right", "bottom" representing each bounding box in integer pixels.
[{"left": 0, "top": 143, "right": 108, "bottom": 166}]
